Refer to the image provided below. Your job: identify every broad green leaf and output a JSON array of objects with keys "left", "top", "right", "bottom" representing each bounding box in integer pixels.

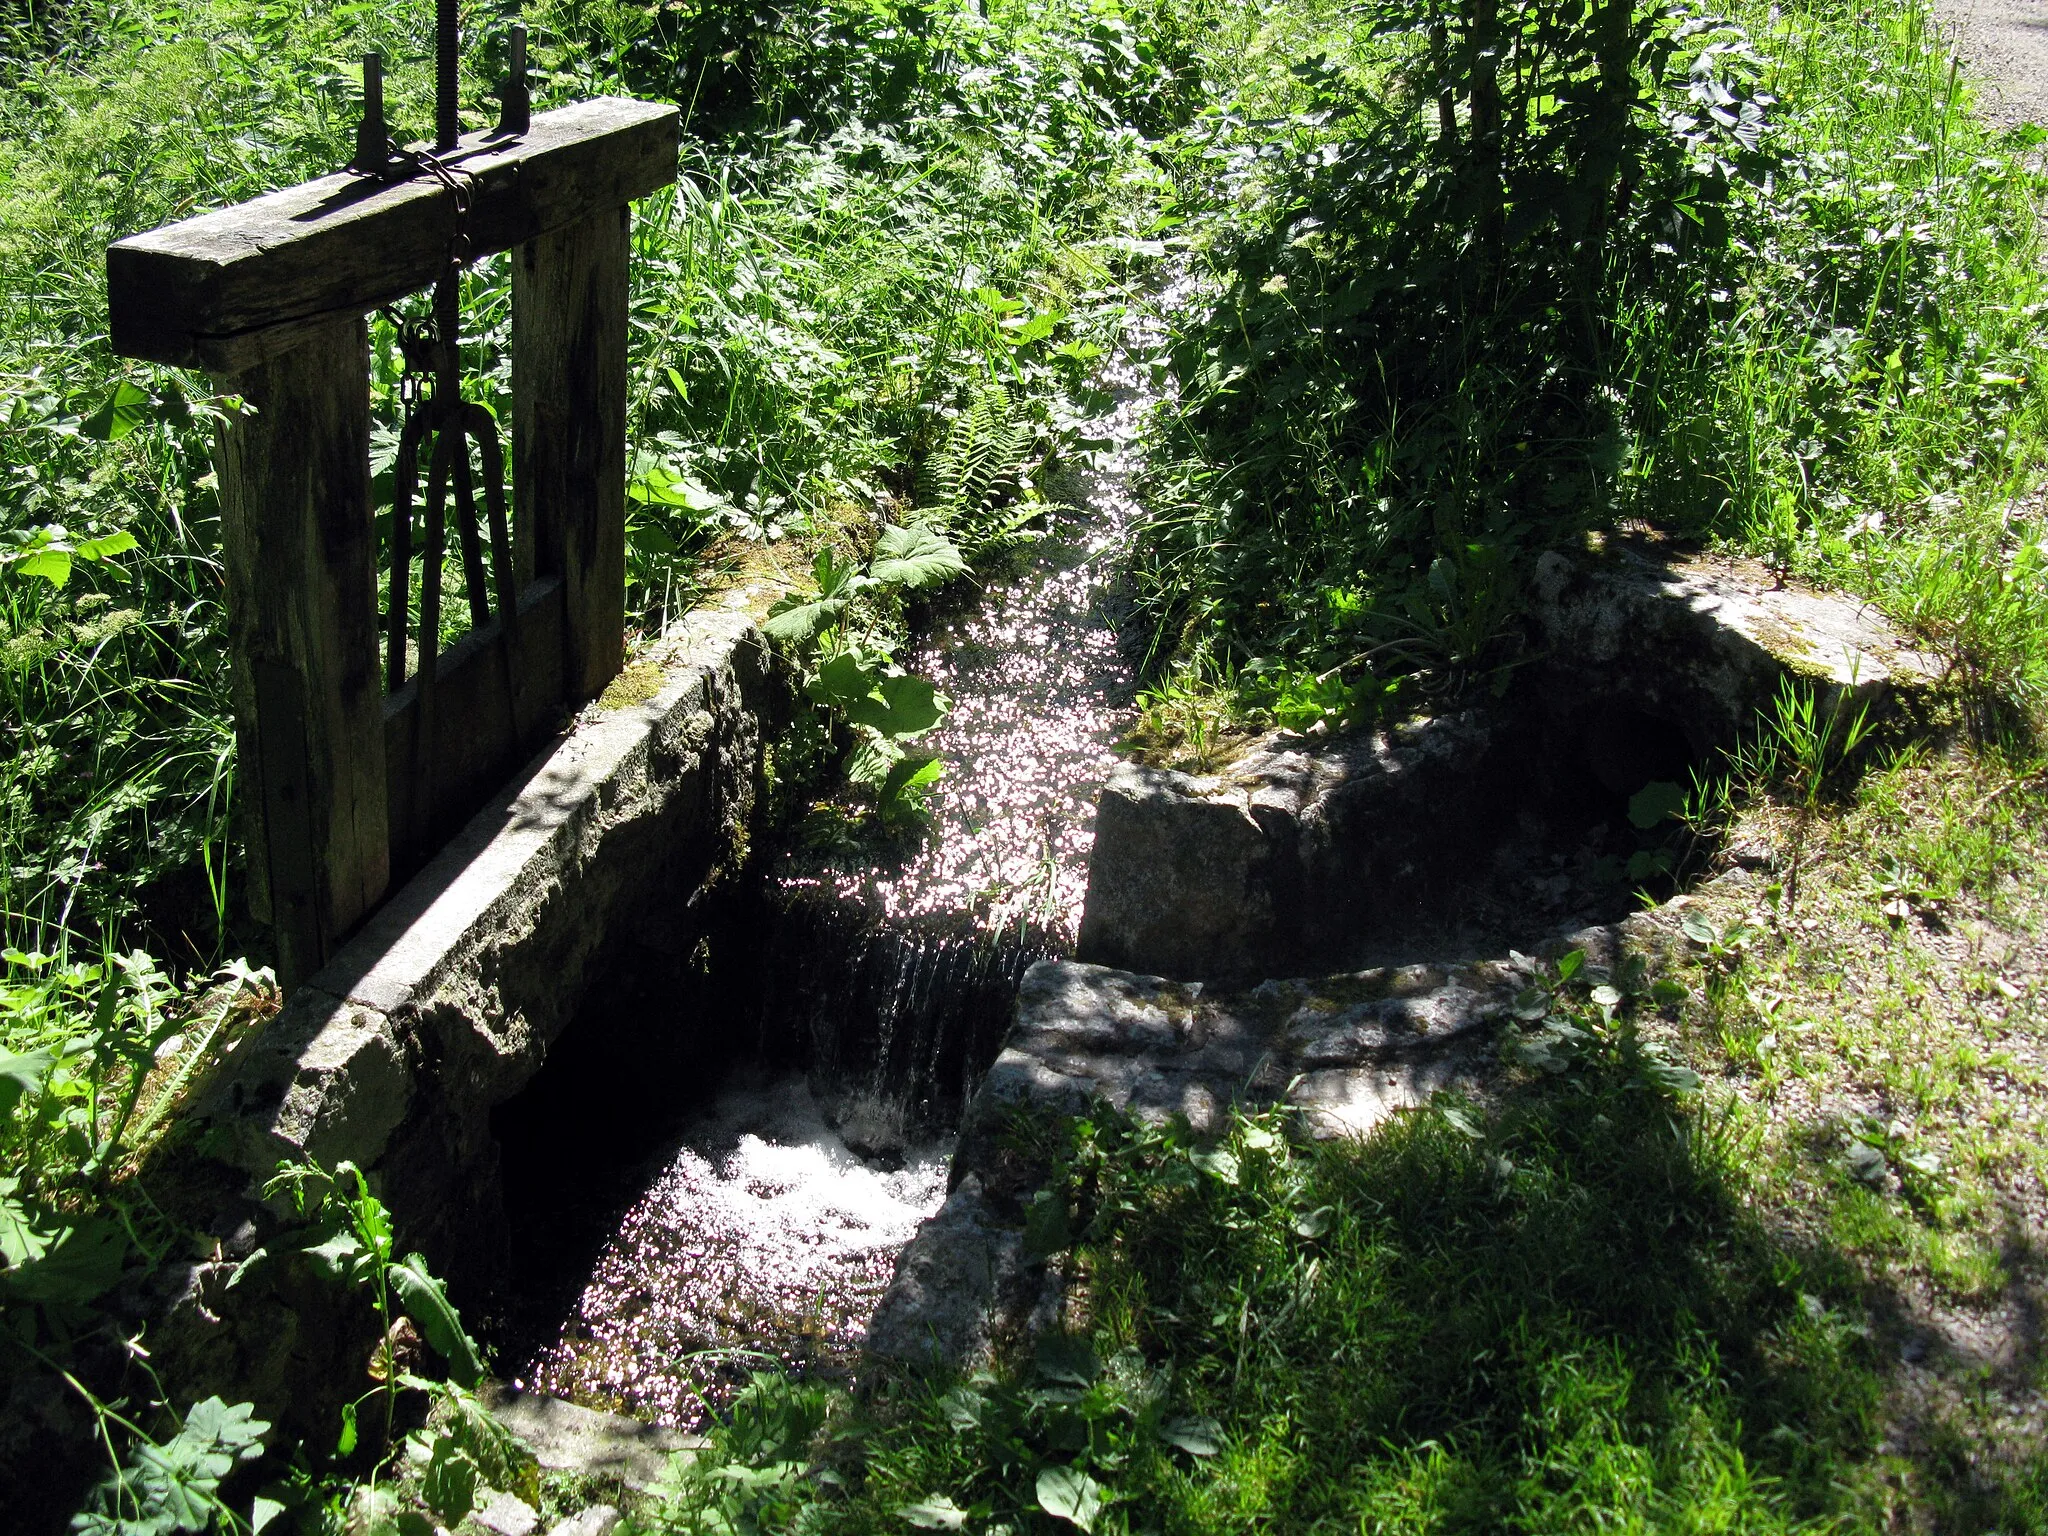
[
  {"left": 1680, "top": 914, "right": 1719, "bottom": 946},
  {"left": 1189, "top": 1147, "right": 1239, "bottom": 1184},
  {"left": 812, "top": 546, "right": 863, "bottom": 599},
  {"left": 1627, "top": 779, "right": 1688, "bottom": 830},
  {"left": 81, "top": 383, "right": 152, "bottom": 441},
  {"left": 421, "top": 1434, "right": 479, "bottom": 1527},
  {"left": 1035, "top": 1332, "right": 1098, "bottom": 1385},
  {"left": 75, "top": 530, "right": 138, "bottom": 562},
  {"left": 1291, "top": 1204, "right": 1335, "bottom": 1240},
  {"left": 0, "top": 1185, "right": 54, "bottom": 1269},
  {"left": 843, "top": 674, "right": 947, "bottom": 740},
  {"left": 1438, "top": 1103, "right": 1483, "bottom": 1140},
  {"left": 1035, "top": 1465, "right": 1104, "bottom": 1531},
  {"left": 0, "top": 1045, "right": 53, "bottom": 1120},
  {"left": 249, "top": 1495, "right": 288, "bottom": 1534},
  {"left": 809, "top": 651, "right": 886, "bottom": 712},
  {"left": 899, "top": 1494, "right": 969, "bottom": 1529},
  {"left": 12, "top": 548, "right": 71, "bottom": 587},
  {"left": 1021, "top": 1188, "right": 1073, "bottom": 1262},
  {"left": 1005, "top": 311, "right": 1060, "bottom": 345},
  {"left": 1159, "top": 1415, "right": 1224, "bottom": 1456},
  {"left": 762, "top": 594, "right": 847, "bottom": 647},
  {"left": 301, "top": 1226, "right": 362, "bottom": 1281},
  {"left": 1555, "top": 949, "right": 1585, "bottom": 982},
  {"left": 869, "top": 524, "right": 967, "bottom": 591},
  {"left": 1, "top": 1215, "right": 125, "bottom": 1303},
  {"left": 878, "top": 753, "right": 943, "bottom": 809},
  {"left": 390, "top": 1251, "right": 484, "bottom": 1387}
]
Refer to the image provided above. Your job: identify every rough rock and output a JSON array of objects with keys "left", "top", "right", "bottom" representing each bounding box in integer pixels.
[
  {"left": 1075, "top": 712, "right": 1513, "bottom": 981},
  {"left": 473, "top": 1490, "right": 541, "bottom": 1536},
  {"left": 483, "top": 1388, "right": 698, "bottom": 1490},
  {"left": 866, "top": 952, "right": 1524, "bottom": 1369},
  {"left": 546, "top": 1508, "right": 621, "bottom": 1536},
  {"left": 1077, "top": 546, "right": 1942, "bottom": 983},
  {"left": 1527, "top": 542, "right": 1943, "bottom": 758}
]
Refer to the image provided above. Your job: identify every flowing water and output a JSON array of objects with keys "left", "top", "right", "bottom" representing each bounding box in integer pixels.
[{"left": 507, "top": 290, "right": 1176, "bottom": 1427}]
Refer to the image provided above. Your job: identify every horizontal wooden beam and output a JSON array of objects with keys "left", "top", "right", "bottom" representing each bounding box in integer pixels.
[{"left": 107, "top": 97, "right": 678, "bottom": 375}]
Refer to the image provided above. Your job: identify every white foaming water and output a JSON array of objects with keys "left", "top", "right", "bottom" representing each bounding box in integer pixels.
[{"left": 521, "top": 1073, "right": 951, "bottom": 1427}]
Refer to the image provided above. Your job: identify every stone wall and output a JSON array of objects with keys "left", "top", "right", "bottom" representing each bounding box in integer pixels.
[{"left": 144, "top": 604, "right": 778, "bottom": 1440}]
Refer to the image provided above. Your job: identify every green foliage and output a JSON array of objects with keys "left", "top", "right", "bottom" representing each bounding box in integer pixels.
[
  {"left": 915, "top": 385, "right": 1037, "bottom": 558},
  {"left": 632, "top": 945, "right": 2048, "bottom": 1531},
  {"left": 0, "top": 950, "right": 270, "bottom": 1322},
  {"left": 1144, "top": 0, "right": 1772, "bottom": 689},
  {"left": 765, "top": 528, "right": 967, "bottom": 824},
  {"left": 1139, "top": 0, "right": 2048, "bottom": 739},
  {"left": 70, "top": 1396, "right": 270, "bottom": 1536}
]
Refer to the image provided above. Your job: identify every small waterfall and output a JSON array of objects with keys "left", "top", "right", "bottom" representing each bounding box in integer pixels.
[{"left": 500, "top": 282, "right": 1180, "bottom": 1426}]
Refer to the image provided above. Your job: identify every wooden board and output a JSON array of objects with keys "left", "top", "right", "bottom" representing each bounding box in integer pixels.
[
  {"left": 108, "top": 97, "right": 677, "bottom": 373},
  {"left": 214, "top": 317, "right": 389, "bottom": 985},
  {"left": 383, "top": 576, "right": 569, "bottom": 885},
  {"left": 513, "top": 207, "right": 629, "bottom": 702}
]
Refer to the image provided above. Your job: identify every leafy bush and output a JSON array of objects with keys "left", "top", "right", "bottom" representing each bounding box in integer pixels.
[
  {"left": 1140, "top": 0, "right": 2048, "bottom": 731},
  {"left": 764, "top": 525, "right": 967, "bottom": 823},
  {"left": 1145, "top": 0, "right": 1771, "bottom": 685}
]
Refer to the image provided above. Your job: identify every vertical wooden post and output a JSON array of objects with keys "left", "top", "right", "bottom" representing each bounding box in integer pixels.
[
  {"left": 513, "top": 204, "right": 629, "bottom": 701},
  {"left": 214, "top": 317, "right": 389, "bottom": 985}
]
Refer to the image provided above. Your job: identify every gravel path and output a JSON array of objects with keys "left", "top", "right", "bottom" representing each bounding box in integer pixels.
[{"left": 1936, "top": 0, "right": 2048, "bottom": 130}]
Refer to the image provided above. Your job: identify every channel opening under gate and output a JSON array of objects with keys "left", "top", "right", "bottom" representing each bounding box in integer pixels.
[{"left": 488, "top": 885, "right": 1052, "bottom": 1428}]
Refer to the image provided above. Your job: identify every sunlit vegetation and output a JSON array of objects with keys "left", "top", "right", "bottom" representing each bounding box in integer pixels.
[{"left": 5, "top": 0, "right": 2048, "bottom": 1528}]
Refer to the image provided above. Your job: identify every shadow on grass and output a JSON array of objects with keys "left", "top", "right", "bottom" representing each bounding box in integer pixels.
[{"left": 831, "top": 1040, "right": 2048, "bottom": 1534}]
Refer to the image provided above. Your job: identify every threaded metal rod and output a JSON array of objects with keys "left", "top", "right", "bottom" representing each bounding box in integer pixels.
[{"left": 436, "top": 0, "right": 459, "bottom": 150}]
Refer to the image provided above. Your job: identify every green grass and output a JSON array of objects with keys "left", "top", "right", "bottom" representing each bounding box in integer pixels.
[{"left": 637, "top": 1012, "right": 2048, "bottom": 1533}]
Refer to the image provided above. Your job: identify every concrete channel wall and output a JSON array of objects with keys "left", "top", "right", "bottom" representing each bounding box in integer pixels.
[{"left": 194, "top": 604, "right": 776, "bottom": 1284}]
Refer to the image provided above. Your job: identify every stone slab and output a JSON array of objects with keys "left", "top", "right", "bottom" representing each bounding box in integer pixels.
[
  {"left": 1077, "top": 548, "right": 1942, "bottom": 984},
  {"left": 484, "top": 1389, "right": 698, "bottom": 1490},
  {"left": 1075, "top": 711, "right": 1511, "bottom": 982},
  {"left": 197, "top": 607, "right": 774, "bottom": 1268},
  {"left": 1528, "top": 544, "right": 1943, "bottom": 754}
]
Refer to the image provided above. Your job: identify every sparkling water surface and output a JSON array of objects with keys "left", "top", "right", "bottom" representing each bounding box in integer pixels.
[{"left": 515, "top": 289, "right": 1178, "bottom": 1427}]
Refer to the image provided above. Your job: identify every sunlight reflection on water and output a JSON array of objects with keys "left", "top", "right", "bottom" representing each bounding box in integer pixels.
[
  {"left": 520, "top": 1074, "right": 950, "bottom": 1425},
  {"left": 518, "top": 285, "right": 1182, "bottom": 1427}
]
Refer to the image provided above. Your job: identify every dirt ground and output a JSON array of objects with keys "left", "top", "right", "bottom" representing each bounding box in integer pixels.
[{"left": 1937, "top": 0, "right": 2048, "bottom": 132}]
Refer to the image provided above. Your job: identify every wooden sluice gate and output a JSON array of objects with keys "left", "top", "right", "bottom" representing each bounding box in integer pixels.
[{"left": 104, "top": 21, "right": 678, "bottom": 984}]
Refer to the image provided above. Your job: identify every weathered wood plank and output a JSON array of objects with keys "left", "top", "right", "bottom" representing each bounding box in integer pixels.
[
  {"left": 214, "top": 318, "right": 389, "bottom": 985},
  {"left": 108, "top": 97, "right": 677, "bottom": 373},
  {"left": 383, "top": 577, "right": 568, "bottom": 885},
  {"left": 514, "top": 206, "right": 628, "bottom": 702}
]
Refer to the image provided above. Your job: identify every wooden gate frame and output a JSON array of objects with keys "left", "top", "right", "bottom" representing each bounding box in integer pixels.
[{"left": 107, "top": 98, "right": 679, "bottom": 984}]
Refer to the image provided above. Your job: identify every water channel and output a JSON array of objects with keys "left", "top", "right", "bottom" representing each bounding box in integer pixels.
[{"left": 496, "top": 289, "right": 1175, "bottom": 1427}]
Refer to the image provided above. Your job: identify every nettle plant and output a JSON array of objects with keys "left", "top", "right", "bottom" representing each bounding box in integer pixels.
[{"left": 763, "top": 524, "right": 968, "bottom": 825}]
